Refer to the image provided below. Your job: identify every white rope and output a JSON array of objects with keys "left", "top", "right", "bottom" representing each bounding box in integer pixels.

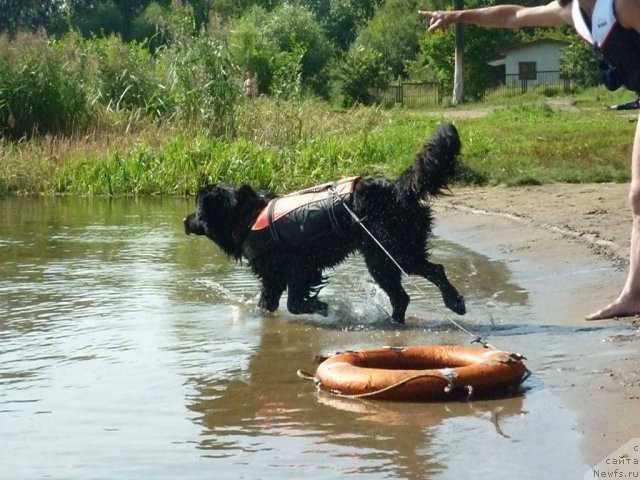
[{"left": 334, "top": 188, "right": 494, "bottom": 348}]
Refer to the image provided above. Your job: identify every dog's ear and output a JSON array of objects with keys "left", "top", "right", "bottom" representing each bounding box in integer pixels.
[
  {"left": 235, "top": 184, "right": 260, "bottom": 208},
  {"left": 231, "top": 184, "right": 264, "bottom": 261}
]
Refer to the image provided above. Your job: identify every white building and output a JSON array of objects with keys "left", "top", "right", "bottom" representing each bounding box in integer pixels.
[{"left": 488, "top": 39, "right": 570, "bottom": 86}]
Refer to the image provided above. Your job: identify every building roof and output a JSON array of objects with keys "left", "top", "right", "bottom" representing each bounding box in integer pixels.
[
  {"left": 499, "top": 38, "right": 570, "bottom": 54},
  {"left": 488, "top": 38, "right": 570, "bottom": 66}
]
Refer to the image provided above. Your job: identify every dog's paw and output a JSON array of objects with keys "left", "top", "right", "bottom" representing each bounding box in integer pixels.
[
  {"left": 258, "top": 296, "right": 280, "bottom": 312},
  {"left": 316, "top": 302, "right": 329, "bottom": 317},
  {"left": 445, "top": 294, "right": 466, "bottom": 315},
  {"left": 288, "top": 298, "right": 329, "bottom": 316}
]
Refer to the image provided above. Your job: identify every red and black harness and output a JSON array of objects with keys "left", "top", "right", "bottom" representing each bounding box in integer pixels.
[{"left": 243, "top": 177, "right": 360, "bottom": 261}]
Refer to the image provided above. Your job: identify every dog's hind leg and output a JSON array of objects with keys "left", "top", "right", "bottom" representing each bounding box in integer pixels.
[
  {"left": 363, "top": 256, "right": 409, "bottom": 323},
  {"left": 409, "top": 260, "right": 466, "bottom": 315}
]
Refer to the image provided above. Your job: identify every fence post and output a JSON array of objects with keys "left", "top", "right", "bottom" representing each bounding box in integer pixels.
[
  {"left": 520, "top": 79, "right": 527, "bottom": 94},
  {"left": 395, "top": 77, "right": 403, "bottom": 106}
]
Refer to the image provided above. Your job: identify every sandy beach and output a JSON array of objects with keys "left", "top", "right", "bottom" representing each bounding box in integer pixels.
[{"left": 436, "top": 183, "right": 640, "bottom": 466}]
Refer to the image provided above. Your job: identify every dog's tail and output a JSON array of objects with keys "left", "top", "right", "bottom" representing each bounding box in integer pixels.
[{"left": 397, "top": 122, "right": 461, "bottom": 199}]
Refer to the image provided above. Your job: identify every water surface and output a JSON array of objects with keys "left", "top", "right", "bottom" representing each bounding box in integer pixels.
[{"left": 0, "top": 196, "right": 630, "bottom": 479}]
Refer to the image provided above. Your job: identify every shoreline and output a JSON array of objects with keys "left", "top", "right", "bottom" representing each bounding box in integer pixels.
[{"left": 435, "top": 183, "right": 640, "bottom": 467}]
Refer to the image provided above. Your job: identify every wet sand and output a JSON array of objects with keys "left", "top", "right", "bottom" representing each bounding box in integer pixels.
[{"left": 436, "top": 183, "right": 640, "bottom": 466}]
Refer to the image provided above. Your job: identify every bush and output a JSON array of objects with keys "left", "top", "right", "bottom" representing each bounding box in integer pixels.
[
  {"left": 560, "top": 39, "right": 600, "bottom": 87},
  {"left": 229, "top": 3, "right": 332, "bottom": 98},
  {"left": 339, "top": 46, "right": 389, "bottom": 107}
]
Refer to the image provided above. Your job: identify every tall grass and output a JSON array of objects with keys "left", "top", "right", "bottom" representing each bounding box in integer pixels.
[
  {"left": 0, "top": 33, "right": 90, "bottom": 138},
  {"left": 3, "top": 98, "right": 633, "bottom": 196},
  {"left": 0, "top": 31, "right": 241, "bottom": 139}
]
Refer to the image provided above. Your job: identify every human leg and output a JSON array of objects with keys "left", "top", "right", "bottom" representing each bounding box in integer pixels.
[{"left": 586, "top": 112, "right": 640, "bottom": 320}]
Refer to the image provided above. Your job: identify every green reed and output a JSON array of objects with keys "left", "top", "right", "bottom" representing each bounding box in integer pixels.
[
  {"left": 0, "top": 33, "right": 90, "bottom": 138},
  {"left": 1, "top": 86, "right": 635, "bottom": 195}
]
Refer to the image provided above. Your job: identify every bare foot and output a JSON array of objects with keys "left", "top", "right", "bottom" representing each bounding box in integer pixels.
[{"left": 585, "top": 297, "right": 640, "bottom": 321}]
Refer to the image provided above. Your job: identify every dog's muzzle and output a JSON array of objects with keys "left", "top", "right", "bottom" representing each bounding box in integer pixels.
[{"left": 183, "top": 213, "right": 205, "bottom": 235}]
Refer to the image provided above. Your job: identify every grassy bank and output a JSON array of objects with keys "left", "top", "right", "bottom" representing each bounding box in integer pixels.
[{"left": 0, "top": 97, "right": 636, "bottom": 195}]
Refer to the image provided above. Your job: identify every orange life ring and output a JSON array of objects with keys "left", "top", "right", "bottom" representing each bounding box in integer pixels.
[{"left": 313, "top": 345, "right": 529, "bottom": 402}]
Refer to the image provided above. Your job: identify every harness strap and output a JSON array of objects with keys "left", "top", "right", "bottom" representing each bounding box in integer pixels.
[
  {"left": 327, "top": 181, "right": 344, "bottom": 234},
  {"left": 266, "top": 199, "right": 280, "bottom": 243}
]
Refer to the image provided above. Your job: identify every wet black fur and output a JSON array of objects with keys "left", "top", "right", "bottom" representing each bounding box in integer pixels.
[{"left": 184, "top": 122, "right": 466, "bottom": 323}]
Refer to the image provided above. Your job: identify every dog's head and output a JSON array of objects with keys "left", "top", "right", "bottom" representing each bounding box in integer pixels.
[{"left": 184, "top": 183, "right": 267, "bottom": 259}]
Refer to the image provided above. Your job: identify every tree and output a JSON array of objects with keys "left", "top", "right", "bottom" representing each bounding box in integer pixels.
[
  {"left": 452, "top": 0, "right": 464, "bottom": 104},
  {"left": 0, "top": 0, "right": 65, "bottom": 35},
  {"left": 229, "top": 3, "right": 332, "bottom": 97},
  {"left": 560, "top": 38, "right": 600, "bottom": 87},
  {"left": 300, "top": 0, "right": 381, "bottom": 50},
  {"left": 67, "top": 0, "right": 172, "bottom": 40},
  {"left": 339, "top": 46, "right": 389, "bottom": 106},
  {"left": 354, "top": 0, "right": 422, "bottom": 79},
  {"left": 409, "top": 23, "right": 511, "bottom": 100}
]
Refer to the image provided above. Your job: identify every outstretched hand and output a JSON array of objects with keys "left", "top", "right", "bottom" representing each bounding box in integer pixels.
[{"left": 418, "top": 10, "right": 455, "bottom": 33}]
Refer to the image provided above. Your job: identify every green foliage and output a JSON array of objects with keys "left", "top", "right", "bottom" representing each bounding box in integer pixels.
[
  {"left": 129, "top": 2, "right": 171, "bottom": 48},
  {"left": 463, "top": 26, "right": 513, "bottom": 100},
  {"left": 74, "top": 1, "right": 126, "bottom": 37},
  {"left": 1, "top": 0, "right": 606, "bottom": 108},
  {"left": 88, "top": 36, "right": 159, "bottom": 112},
  {"left": 228, "top": 6, "right": 276, "bottom": 95},
  {"left": 0, "top": 0, "right": 634, "bottom": 200},
  {"left": 261, "top": 3, "right": 332, "bottom": 97},
  {"left": 560, "top": 38, "right": 600, "bottom": 87},
  {"left": 355, "top": 0, "right": 422, "bottom": 78},
  {"left": 339, "top": 46, "right": 389, "bottom": 107},
  {"left": 229, "top": 3, "right": 331, "bottom": 97},
  {"left": 410, "top": 24, "right": 513, "bottom": 100},
  {"left": 67, "top": 0, "right": 172, "bottom": 40},
  {"left": 0, "top": 33, "right": 90, "bottom": 138},
  {"left": 408, "top": 28, "right": 454, "bottom": 82},
  {"left": 2, "top": 95, "right": 635, "bottom": 195},
  {"left": 0, "top": 25, "right": 241, "bottom": 139},
  {"left": 270, "top": 40, "right": 305, "bottom": 100},
  {"left": 0, "top": 0, "right": 65, "bottom": 35},
  {"left": 159, "top": 32, "right": 241, "bottom": 135},
  {"left": 302, "top": 0, "right": 380, "bottom": 50}
]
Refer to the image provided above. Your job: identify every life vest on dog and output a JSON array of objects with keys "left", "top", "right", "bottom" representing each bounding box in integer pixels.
[
  {"left": 243, "top": 177, "right": 360, "bottom": 261},
  {"left": 572, "top": 0, "right": 640, "bottom": 92}
]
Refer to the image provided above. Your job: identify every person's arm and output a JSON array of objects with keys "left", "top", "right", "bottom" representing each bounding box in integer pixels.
[{"left": 419, "top": 1, "right": 571, "bottom": 33}]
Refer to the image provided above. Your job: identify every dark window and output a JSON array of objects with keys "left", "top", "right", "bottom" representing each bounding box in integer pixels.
[{"left": 519, "top": 62, "right": 536, "bottom": 81}]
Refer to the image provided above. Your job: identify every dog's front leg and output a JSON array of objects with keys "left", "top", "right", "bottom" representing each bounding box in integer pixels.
[
  {"left": 285, "top": 265, "right": 329, "bottom": 317},
  {"left": 257, "top": 277, "right": 286, "bottom": 313},
  {"left": 258, "top": 290, "right": 281, "bottom": 312},
  {"left": 287, "top": 295, "right": 329, "bottom": 316}
]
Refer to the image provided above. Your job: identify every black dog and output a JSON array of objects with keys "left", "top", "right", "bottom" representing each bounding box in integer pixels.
[{"left": 184, "top": 122, "right": 465, "bottom": 323}]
